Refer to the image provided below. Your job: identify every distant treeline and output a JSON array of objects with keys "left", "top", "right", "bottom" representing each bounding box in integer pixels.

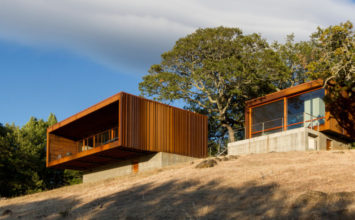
[{"left": 0, "top": 114, "right": 81, "bottom": 198}]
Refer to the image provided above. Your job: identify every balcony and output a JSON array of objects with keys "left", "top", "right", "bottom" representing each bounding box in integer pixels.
[
  {"left": 231, "top": 112, "right": 325, "bottom": 142},
  {"left": 77, "top": 127, "right": 119, "bottom": 153},
  {"left": 54, "top": 127, "right": 119, "bottom": 160},
  {"left": 47, "top": 99, "right": 127, "bottom": 169}
]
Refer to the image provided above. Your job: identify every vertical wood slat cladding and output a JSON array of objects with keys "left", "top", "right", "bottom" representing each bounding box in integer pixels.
[
  {"left": 328, "top": 117, "right": 349, "bottom": 137},
  {"left": 49, "top": 134, "right": 78, "bottom": 162},
  {"left": 120, "top": 93, "right": 207, "bottom": 158}
]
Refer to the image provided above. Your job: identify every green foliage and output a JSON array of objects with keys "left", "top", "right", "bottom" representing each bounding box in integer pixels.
[
  {"left": 0, "top": 114, "right": 82, "bottom": 198},
  {"left": 272, "top": 34, "right": 315, "bottom": 87},
  {"left": 63, "top": 170, "right": 82, "bottom": 185},
  {"left": 0, "top": 123, "right": 25, "bottom": 197},
  {"left": 139, "top": 27, "right": 289, "bottom": 143},
  {"left": 307, "top": 21, "right": 355, "bottom": 137}
]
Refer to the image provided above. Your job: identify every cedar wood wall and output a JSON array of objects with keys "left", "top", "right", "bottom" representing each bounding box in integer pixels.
[
  {"left": 120, "top": 93, "right": 208, "bottom": 158},
  {"left": 48, "top": 134, "right": 78, "bottom": 162}
]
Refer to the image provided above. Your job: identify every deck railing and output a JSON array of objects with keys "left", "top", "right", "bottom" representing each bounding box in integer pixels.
[
  {"left": 77, "top": 126, "right": 119, "bottom": 152},
  {"left": 230, "top": 112, "right": 325, "bottom": 143}
]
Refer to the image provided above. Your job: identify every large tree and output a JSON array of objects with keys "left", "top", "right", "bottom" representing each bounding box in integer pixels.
[
  {"left": 272, "top": 34, "right": 315, "bottom": 87},
  {"left": 307, "top": 21, "right": 355, "bottom": 137},
  {"left": 139, "top": 27, "right": 289, "bottom": 143}
]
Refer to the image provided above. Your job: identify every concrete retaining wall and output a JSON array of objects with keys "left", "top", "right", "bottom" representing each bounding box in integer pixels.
[
  {"left": 83, "top": 152, "right": 196, "bottom": 183},
  {"left": 228, "top": 128, "right": 350, "bottom": 156}
]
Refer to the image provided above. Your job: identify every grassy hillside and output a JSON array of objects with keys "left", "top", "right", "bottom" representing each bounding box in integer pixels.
[{"left": 1, "top": 150, "right": 355, "bottom": 219}]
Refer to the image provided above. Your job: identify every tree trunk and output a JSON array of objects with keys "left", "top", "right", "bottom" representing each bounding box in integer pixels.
[{"left": 223, "top": 124, "right": 235, "bottom": 143}]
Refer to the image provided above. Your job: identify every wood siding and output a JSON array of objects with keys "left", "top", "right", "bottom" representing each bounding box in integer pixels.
[
  {"left": 120, "top": 93, "right": 208, "bottom": 158},
  {"left": 246, "top": 79, "right": 323, "bottom": 107},
  {"left": 48, "top": 134, "right": 78, "bottom": 162},
  {"left": 47, "top": 92, "right": 208, "bottom": 169}
]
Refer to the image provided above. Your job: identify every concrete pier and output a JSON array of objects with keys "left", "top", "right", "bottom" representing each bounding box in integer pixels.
[
  {"left": 228, "top": 127, "right": 350, "bottom": 156},
  {"left": 83, "top": 152, "right": 196, "bottom": 183}
]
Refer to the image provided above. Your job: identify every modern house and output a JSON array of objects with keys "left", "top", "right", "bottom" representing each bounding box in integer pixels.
[
  {"left": 47, "top": 92, "right": 208, "bottom": 182},
  {"left": 228, "top": 80, "right": 353, "bottom": 155}
]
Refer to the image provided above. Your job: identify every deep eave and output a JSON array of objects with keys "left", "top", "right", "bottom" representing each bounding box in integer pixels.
[
  {"left": 47, "top": 92, "right": 207, "bottom": 134},
  {"left": 47, "top": 92, "right": 122, "bottom": 133},
  {"left": 246, "top": 79, "right": 323, "bottom": 108}
]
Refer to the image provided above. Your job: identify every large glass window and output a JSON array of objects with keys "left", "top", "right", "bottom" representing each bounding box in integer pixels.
[
  {"left": 251, "top": 100, "right": 284, "bottom": 137},
  {"left": 287, "top": 89, "right": 325, "bottom": 129}
]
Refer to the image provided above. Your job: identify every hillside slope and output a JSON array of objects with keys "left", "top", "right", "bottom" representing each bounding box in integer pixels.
[{"left": 1, "top": 150, "right": 355, "bottom": 219}]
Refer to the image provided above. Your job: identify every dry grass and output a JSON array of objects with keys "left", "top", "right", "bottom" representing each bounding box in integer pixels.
[{"left": 1, "top": 150, "right": 355, "bottom": 219}]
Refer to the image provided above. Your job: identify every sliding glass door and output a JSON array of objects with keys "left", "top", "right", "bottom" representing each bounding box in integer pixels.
[{"left": 287, "top": 89, "right": 325, "bottom": 129}]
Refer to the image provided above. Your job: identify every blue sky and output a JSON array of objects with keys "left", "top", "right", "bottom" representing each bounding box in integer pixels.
[
  {"left": 0, "top": 41, "right": 142, "bottom": 126},
  {"left": 0, "top": 0, "right": 354, "bottom": 126}
]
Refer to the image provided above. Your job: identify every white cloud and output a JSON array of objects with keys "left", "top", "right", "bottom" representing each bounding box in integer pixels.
[{"left": 0, "top": 0, "right": 354, "bottom": 74}]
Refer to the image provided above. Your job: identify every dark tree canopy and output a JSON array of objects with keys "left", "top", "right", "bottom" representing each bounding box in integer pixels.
[
  {"left": 0, "top": 114, "right": 82, "bottom": 198},
  {"left": 307, "top": 21, "right": 355, "bottom": 137},
  {"left": 272, "top": 34, "right": 315, "bottom": 88}
]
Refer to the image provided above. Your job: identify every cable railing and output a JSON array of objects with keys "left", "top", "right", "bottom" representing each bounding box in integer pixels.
[
  {"left": 230, "top": 112, "right": 325, "bottom": 143},
  {"left": 77, "top": 126, "right": 119, "bottom": 152}
]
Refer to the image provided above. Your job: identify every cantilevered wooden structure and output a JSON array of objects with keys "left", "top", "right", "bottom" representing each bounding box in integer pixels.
[
  {"left": 47, "top": 92, "right": 208, "bottom": 170},
  {"left": 245, "top": 79, "right": 353, "bottom": 140}
]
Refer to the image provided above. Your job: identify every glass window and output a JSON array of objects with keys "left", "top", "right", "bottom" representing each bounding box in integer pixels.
[
  {"left": 287, "top": 89, "right": 325, "bottom": 129},
  {"left": 251, "top": 100, "right": 284, "bottom": 137}
]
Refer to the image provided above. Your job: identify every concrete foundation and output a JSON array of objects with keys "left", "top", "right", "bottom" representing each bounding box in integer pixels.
[
  {"left": 83, "top": 152, "right": 196, "bottom": 183},
  {"left": 228, "top": 127, "right": 350, "bottom": 156}
]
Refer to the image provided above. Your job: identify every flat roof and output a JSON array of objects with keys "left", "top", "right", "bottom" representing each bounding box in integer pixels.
[
  {"left": 246, "top": 79, "right": 323, "bottom": 107},
  {"left": 48, "top": 92, "right": 207, "bottom": 134}
]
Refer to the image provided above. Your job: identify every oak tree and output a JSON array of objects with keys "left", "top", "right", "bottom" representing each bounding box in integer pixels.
[
  {"left": 139, "top": 27, "right": 289, "bottom": 142},
  {"left": 307, "top": 21, "right": 355, "bottom": 137}
]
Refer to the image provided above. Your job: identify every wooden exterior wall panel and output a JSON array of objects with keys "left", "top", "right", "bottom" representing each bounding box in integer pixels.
[
  {"left": 328, "top": 117, "right": 348, "bottom": 136},
  {"left": 121, "top": 93, "right": 207, "bottom": 158},
  {"left": 48, "top": 134, "right": 78, "bottom": 162},
  {"left": 246, "top": 79, "right": 323, "bottom": 107}
]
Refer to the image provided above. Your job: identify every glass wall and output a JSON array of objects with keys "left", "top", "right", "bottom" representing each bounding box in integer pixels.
[
  {"left": 251, "top": 100, "right": 284, "bottom": 137},
  {"left": 287, "top": 89, "right": 325, "bottom": 129},
  {"left": 249, "top": 88, "right": 325, "bottom": 138}
]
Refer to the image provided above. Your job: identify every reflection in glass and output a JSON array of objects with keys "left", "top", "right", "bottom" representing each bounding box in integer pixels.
[
  {"left": 287, "top": 89, "right": 325, "bottom": 129},
  {"left": 249, "top": 88, "right": 326, "bottom": 139},
  {"left": 251, "top": 100, "right": 284, "bottom": 137}
]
